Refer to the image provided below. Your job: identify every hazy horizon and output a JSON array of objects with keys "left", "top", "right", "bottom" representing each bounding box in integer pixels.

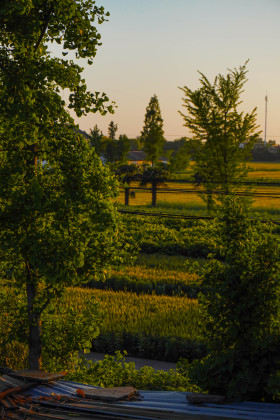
[{"left": 65, "top": 0, "right": 280, "bottom": 143}]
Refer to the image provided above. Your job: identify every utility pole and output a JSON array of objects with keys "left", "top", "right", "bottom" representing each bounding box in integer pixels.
[{"left": 264, "top": 94, "right": 268, "bottom": 146}]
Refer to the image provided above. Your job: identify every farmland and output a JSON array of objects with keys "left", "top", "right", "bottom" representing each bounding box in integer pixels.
[
  {"left": 86, "top": 164, "right": 280, "bottom": 363},
  {"left": 3, "top": 163, "right": 280, "bottom": 367},
  {"left": 116, "top": 162, "right": 280, "bottom": 213}
]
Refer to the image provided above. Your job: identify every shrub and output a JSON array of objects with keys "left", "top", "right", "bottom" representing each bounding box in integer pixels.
[
  {"left": 67, "top": 351, "right": 201, "bottom": 392},
  {"left": 189, "top": 197, "right": 280, "bottom": 401},
  {"left": 0, "top": 284, "right": 100, "bottom": 372}
]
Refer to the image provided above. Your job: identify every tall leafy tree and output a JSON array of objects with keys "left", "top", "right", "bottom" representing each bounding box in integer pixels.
[
  {"left": 179, "top": 62, "right": 260, "bottom": 211},
  {"left": 117, "top": 134, "right": 130, "bottom": 164},
  {"left": 89, "top": 124, "right": 103, "bottom": 156},
  {"left": 108, "top": 120, "right": 118, "bottom": 140},
  {"left": 0, "top": 1, "right": 126, "bottom": 370},
  {"left": 104, "top": 134, "right": 130, "bottom": 165},
  {"left": 141, "top": 95, "right": 165, "bottom": 166}
]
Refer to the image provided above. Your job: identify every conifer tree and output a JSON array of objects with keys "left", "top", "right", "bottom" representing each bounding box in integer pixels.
[
  {"left": 108, "top": 120, "right": 118, "bottom": 140},
  {"left": 141, "top": 95, "right": 165, "bottom": 166},
  {"left": 89, "top": 124, "right": 103, "bottom": 156}
]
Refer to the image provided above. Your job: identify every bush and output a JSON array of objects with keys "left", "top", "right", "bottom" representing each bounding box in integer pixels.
[
  {"left": 92, "top": 331, "right": 207, "bottom": 363},
  {"left": 0, "top": 284, "right": 100, "bottom": 372},
  {"left": 189, "top": 197, "right": 280, "bottom": 401},
  {"left": 67, "top": 351, "right": 201, "bottom": 392},
  {"left": 122, "top": 214, "right": 219, "bottom": 257}
]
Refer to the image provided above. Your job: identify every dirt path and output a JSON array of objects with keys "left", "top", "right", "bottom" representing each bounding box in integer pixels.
[{"left": 85, "top": 352, "right": 177, "bottom": 372}]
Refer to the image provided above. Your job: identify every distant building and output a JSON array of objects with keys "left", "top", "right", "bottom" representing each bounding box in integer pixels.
[{"left": 127, "top": 151, "right": 168, "bottom": 165}]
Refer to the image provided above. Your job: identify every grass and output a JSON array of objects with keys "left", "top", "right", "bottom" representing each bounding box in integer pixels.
[
  {"left": 116, "top": 167, "right": 280, "bottom": 214},
  {"left": 135, "top": 253, "right": 206, "bottom": 271},
  {"left": 65, "top": 287, "right": 201, "bottom": 341}
]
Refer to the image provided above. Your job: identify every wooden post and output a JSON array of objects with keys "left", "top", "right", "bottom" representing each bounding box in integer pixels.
[
  {"left": 152, "top": 181, "right": 157, "bottom": 207},
  {"left": 124, "top": 187, "right": 130, "bottom": 206}
]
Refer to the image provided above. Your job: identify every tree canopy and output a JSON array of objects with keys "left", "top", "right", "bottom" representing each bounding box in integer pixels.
[
  {"left": 190, "top": 197, "right": 280, "bottom": 400},
  {"left": 141, "top": 95, "right": 166, "bottom": 166},
  {"left": 0, "top": 1, "right": 127, "bottom": 369},
  {"left": 179, "top": 62, "right": 260, "bottom": 210}
]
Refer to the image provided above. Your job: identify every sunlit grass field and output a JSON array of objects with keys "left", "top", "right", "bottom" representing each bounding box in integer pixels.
[
  {"left": 116, "top": 162, "right": 280, "bottom": 213},
  {"left": 66, "top": 287, "right": 201, "bottom": 342}
]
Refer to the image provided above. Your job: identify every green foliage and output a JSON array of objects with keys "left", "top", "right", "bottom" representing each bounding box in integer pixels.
[
  {"left": 0, "top": 1, "right": 127, "bottom": 368},
  {"left": 169, "top": 142, "right": 190, "bottom": 172},
  {"left": 141, "top": 95, "right": 166, "bottom": 166},
  {"left": 41, "top": 296, "right": 100, "bottom": 372},
  {"left": 115, "top": 164, "right": 140, "bottom": 185},
  {"left": 93, "top": 333, "right": 206, "bottom": 363},
  {"left": 117, "top": 134, "right": 131, "bottom": 165},
  {"left": 189, "top": 197, "right": 280, "bottom": 401},
  {"left": 90, "top": 266, "right": 202, "bottom": 298},
  {"left": 108, "top": 120, "right": 118, "bottom": 140},
  {"left": 89, "top": 124, "right": 103, "bottom": 156},
  {"left": 122, "top": 214, "right": 218, "bottom": 257},
  {"left": 67, "top": 351, "right": 201, "bottom": 392},
  {"left": 0, "top": 286, "right": 29, "bottom": 370},
  {"left": 0, "top": 285, "right": 100, "bottom": 372},
  {"left": 104, "top": 134, "right": 130, "bottom": 165},
  {"left": 88, "top": 252, "right": 205, "bottom": 298},
  {"left": 64, "top": 287, "right": 204, "bottom": 362},
  {"left": 179, "top": 62, "right": 260, "bottom": 210}
]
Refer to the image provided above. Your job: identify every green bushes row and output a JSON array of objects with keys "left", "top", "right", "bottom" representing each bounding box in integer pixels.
[
  {"left": 88, "top": 275, "right": 202, "bottom": 298},
  {"left": 122, "top": 215, "right": 219, "bottom": 257},
  {"left": 92, "top": 331, "right": 207, "bottom": 363},
  {"left": 67, "top": 352, "right": 201, "bottom": 392}
]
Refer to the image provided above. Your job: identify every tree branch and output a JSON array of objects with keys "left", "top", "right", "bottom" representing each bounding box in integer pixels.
[{"left": 34, "top": 2, "right": 54, "bottom": 52}]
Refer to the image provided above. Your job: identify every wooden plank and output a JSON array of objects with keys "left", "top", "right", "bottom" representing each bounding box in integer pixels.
[
  {"left": 187, "top": 393, "right": 226, "bottom": 404},
  {"left": 77, "top": 386, "right": 139, "bottom": 402},
  {"left": 9, "top": 370, "right": 66, "bottom": 383}
]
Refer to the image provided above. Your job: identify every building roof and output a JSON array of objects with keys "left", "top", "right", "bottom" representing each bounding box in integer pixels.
[
  {"left": 127, "top": 150, "right": 147, "bottom": 161},
  {"left": 1, "top": 371, "right": 280, "bottom": 419},
  {"left": 127, "top": 151, "right": 168, "bottom": 162}
]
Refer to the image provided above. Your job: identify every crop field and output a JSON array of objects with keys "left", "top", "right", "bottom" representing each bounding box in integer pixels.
[
  {"left": 63, "top": 284, "right": 205, "bottom": 361},
  {"left": 83, "top": 216, "right": 216, "bottom": 360},
  {"left": 67, "top": 288, "right": 200, "bottom": 341},
  {"left": 247, "top": 162, "right": 280, "bottom": 178},
  {"left": 76, "top": 210, "right": 279, "bottom": 361},
  {"left": 117, "top": 168, "right": 280, "bottom": 212},
  {"left": 89, "top": 255, "right": 203, "bottom": 297}
]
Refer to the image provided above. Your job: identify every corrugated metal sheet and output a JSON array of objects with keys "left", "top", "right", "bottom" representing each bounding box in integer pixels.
[{"left": 24, "top": 380, "right": 280, "bottom": 420}]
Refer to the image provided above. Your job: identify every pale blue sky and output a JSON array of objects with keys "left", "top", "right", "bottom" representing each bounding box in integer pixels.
[{"left": 70, "top": 0, "right": 280, "bottom": 141}]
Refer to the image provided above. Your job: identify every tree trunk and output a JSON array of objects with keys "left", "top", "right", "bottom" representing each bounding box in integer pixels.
[
  {"left": 206, "top": 190, "right": 214, "bottom": 214},
  {"left": 26, "top": 281, "right": 42, "bottom": 370},
  {"left": 124, "top": 187, "right": 130, "bottom": 206},
  {"left": 152, "top": 181, "right": 157, "bottom": 207}
]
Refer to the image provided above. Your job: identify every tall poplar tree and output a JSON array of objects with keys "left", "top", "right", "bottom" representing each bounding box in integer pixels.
[
  {"left": 108, "top": 120, "right": 118, "bottom": 140},
  {"left": 179, "top": 62, "right": 260, "bottom": 210},
  {"left": 0, "top": 1, "right": 126, "bottom": 370},
  {"left": 89, "top": 124, "right": 103, "bottom": 156},
  {"left": 141, "top": 95, "right": 165, "bottom": 166}
]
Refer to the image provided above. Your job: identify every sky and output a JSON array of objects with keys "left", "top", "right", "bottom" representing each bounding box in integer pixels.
[{"left": 67, "top": 0, "right": 280, "bottom": 142}]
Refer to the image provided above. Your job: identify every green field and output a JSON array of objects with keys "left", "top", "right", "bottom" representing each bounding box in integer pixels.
[{"left": 116, "top": 162, "right": 280, "bottom": 213}]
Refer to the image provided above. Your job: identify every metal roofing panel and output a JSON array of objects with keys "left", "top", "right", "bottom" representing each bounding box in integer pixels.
[{"left": 23, "top": 380, "right": 280, "bottom": 420}]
